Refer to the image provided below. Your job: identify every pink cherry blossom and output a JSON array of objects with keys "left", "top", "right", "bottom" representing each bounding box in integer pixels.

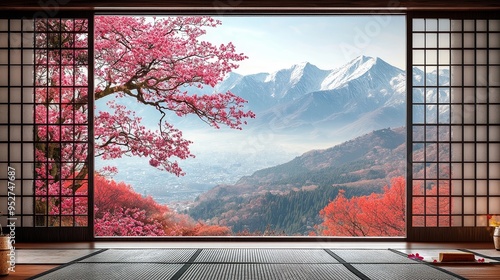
[
  {"left": 33, "top": 16, "right": 254, "bottom": 231},
  {"left": 93, "top": 16, "right": 254, "bottom": 176}
]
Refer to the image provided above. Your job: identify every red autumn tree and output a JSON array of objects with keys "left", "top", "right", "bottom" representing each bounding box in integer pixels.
[
  {"left": 93, "top": 175, "right": 169, "bottom": 236},
  {"left": 318, "top": 177, "right": 406, "bottom": 236},
  {"left": 33, "top": 16, "right": 254, "bottom": 228},
  {"left": 317, "top": 176, "right": 451, "bottom": 236},
  {"left": 93, "top": 175, "right": 169, "bottom": 217},
  {"left": 411, "top": 179, "right": 451, "bottom": 227},
  {"left": 93, "top": 175, "right": 232, "bottom": 236}
]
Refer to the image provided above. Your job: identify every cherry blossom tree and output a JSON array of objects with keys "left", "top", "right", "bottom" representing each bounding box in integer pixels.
[
  {"left": 93, "top": 16, "right": 254, "bottom": 176},
  {"left": 34, "top": 16, "right": 254, "bottom": 228},
  {"left": 34, "top": 18, "right": 92, "bottom": 226}
]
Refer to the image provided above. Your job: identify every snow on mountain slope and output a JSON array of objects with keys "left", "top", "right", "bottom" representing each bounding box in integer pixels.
[
  {"left": 244, "top": 56, "right": 409, "bottom": 139},
  {"left": 149, "top": 55, "right": 448, "bottom": 141},
  {"left": 224, "top": 55, "right": 406, "bottom": 111},
  {"left": 261, "top": 62, "right": 331, "bottom": 101}
]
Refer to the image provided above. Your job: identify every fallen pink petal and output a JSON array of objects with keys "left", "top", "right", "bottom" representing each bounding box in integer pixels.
[{"left": 408, "top": 253, "right": 424, "bottom": 260}]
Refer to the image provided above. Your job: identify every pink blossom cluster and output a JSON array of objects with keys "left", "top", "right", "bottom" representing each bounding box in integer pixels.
[
  {"left": 93, "top": 16, "right": 254, "bottom": 176},
  {"left": 94, "top": 207, "right": 165, "bottom": 236},
  {"left": 33, "top": 16, "right": 254, "bottom": 230}
]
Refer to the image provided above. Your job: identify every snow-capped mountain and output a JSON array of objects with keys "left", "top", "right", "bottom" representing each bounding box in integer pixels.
[
  {"left": 119, "top": 55, "right": 449, "bottom": 143},
  {"left": 213, "top": 62, "right": 331, "bottom": 112},
  {"left": 222, "top": 55, "right": 405, "bottom": 110},
  {"left": 213, "top": 55, "right": 452, "bottom": 141},
  {"left": 214, "top": 55, "right": 409, "bottom": 140},
  {"left": 412, "top": 66, "right": 451, "bottom": 123}
]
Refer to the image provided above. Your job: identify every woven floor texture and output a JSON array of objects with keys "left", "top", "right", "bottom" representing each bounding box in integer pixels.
[{"left": 30, "top": 248, "right": 466, "bottom": 280}]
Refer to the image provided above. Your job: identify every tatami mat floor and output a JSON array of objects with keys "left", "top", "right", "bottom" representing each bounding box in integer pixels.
[
  {"left": 5, "top": 242, "right": 500, "bottom": 280},
  {"left": 29, "top": 248, "right": 469, "bottom": 279}
]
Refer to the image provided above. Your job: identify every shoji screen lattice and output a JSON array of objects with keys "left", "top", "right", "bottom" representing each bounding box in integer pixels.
[
  {"left": 0, "top": 13, "right": 94, "bottom": 241},
  {"left": 408, "top": 13, "right": 500, "bottom": 241}
]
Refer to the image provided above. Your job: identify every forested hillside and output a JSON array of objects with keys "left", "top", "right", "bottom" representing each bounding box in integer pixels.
[{"left": 189, "top": 127, "right": 407, "bottom": 235}]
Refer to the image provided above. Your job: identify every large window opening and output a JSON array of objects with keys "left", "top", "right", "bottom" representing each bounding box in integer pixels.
[
  {"left": 3, "top": 11, "right": 497, "bottom": 241},
  {"left": 90, "top": 15, "right": 408, "bottom": 237}
]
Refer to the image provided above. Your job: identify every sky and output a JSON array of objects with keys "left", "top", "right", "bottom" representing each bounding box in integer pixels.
[{"left": 201, "top": 15, "right": 406, "bottom": 75}]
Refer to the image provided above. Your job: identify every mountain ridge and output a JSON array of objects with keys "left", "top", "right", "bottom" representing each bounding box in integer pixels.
[
  {"left": 226, "top": 56, "right": 405, "bottom": 106},
  {"left": 237, "top": 56, "right": 408, "bottom": 141}
]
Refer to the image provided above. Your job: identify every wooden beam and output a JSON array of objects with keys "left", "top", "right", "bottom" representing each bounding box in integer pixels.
[{"left": 0, "top": 0, "right": 499, "bottom": 11}]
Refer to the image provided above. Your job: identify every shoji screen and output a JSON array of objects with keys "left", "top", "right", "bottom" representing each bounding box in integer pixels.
[
  {"left": 408, "top": 12, "right": 500, "bottom": 241},
  {"left": 0, "top": 18, "right": 36, "bottom": 234},
  {"left": 0, "top": 13, "right": 94, "bottom": 241}
]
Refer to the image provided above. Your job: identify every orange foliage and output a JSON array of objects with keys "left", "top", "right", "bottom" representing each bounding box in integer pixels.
[
  {"left": 94, "top": 175, "right": 169, "bottom": 217},
  {"left": 319, "top": 177, "right": 406, "bottom": 236},
  {"left": 318, "top": 176, "right": 451, "bottom": 236},
  {"left": 411, "top": 179, "right": 450, "bottom": 227},
  {"left": 187, "top": 223, "right": 232, "bottom": 236}
]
